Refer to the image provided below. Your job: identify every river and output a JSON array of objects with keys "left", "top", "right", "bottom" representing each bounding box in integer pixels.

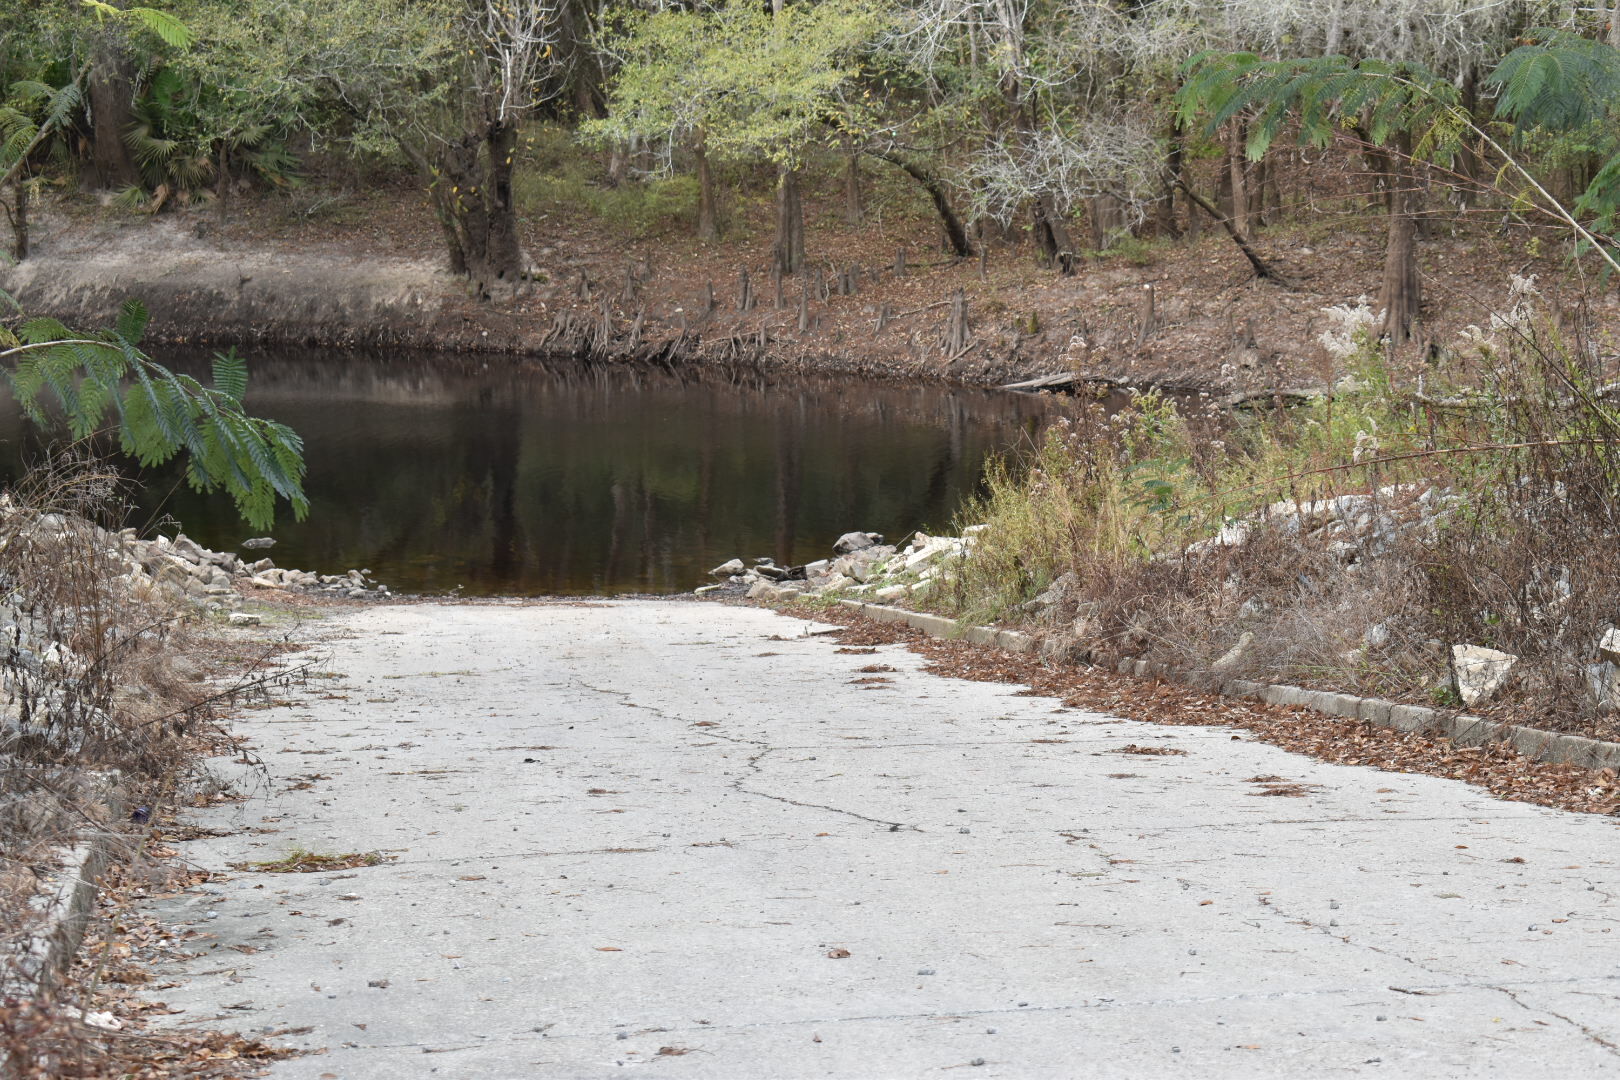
[{"left": 0, "top": 350, "right": 1058, "bottom": 596}]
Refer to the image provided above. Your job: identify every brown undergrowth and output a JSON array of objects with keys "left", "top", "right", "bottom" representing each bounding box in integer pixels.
[
  {"left": 0, "top": 454, "right": 314, "bottom": 1078},
  {"left": 792, "top": 602, "right": 1620, "bottom": 820},
  {"left": 940, "top": 308, "right": 1620, "bottom": 739}
]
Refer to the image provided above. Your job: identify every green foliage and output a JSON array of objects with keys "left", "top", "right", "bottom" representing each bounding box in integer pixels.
[
  {"left": 1176, "top": 51, "right": 1464, "bottom": 163},
  {"left": 1489, "top": 30, "right": 1620, "bottom": 137},
  {"left": 1488, "top": 30, "right": 1620, "bottom": 245},
  {"left": 589, "top": 0, "right": 883, "bottom": 168},
  {"left": 170, "top": 0, "right": 459, "bottom": 160},
  {"left": 0, "top": 301, "right": 306, "bottom": 529},
  {"left": 81, "top": 2, "right": 193, "bottom": 49}
]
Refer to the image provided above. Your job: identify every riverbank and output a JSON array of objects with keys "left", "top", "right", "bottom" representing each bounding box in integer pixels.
[
  {"left": 702, "top": 317, "right": 1620, "bottom": 747},
  {"left": 7, "top": 188, "right": 1604, "bottom": 393}
]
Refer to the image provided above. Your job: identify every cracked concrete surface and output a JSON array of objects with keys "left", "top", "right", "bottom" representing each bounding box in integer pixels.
[{"left": 139, "top": 601, "right": 1620, "bottom": 1078}]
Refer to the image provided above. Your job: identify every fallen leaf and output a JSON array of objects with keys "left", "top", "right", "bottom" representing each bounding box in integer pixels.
[{"left": 596, "top": 946, "right": 623, "bottom": 952}]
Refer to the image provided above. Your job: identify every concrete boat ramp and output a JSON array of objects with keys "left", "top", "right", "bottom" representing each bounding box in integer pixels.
[{"left": 140, "top": 602, "right": 1620, "bottom": 1078}]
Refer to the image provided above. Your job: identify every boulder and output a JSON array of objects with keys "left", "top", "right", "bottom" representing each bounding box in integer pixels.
[
  {"left": 1211, "top": 631, "right": 1254, "bottom": 672},
  {"left": 747, "top": 581, "right": 802, "bottom": 602},
  {"left": 1599, "top": 627, "right": 1620, "bottom": 667},
  {"left": 228, "top": 612, "right": 262, "bottom": 626},
  {"left": 1586, "top": 660, "right": 1620, "bottom": 712},
  {"left": 1451, "top": 644, "right": 1516, "bottom": 706},
  {"left": 902, "top": 539, "right": 955, "bottom": 574},
  {"left": 709, "top": 558, "right": 746, "bottom": 577},
  {"left": 1028, "top": 572, "right": 1079, "bottom": 615},
  {"left": 171, "top": 536, "right": 209, "bottom": 564},
  {"left": 833, "top": 531, "right": 884, "bottom": 555}
]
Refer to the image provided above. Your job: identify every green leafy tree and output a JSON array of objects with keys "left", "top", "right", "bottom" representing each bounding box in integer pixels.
[
  {"left": 0, "top": 3, "right": 190, "bottom": 258},
  {"left": 176, "top": 0, "right": 564, "bottom": 299},
  {"left": 1177, "top": 52, "right": 1467, "bottom": 341},
  {"left": 1488, "top": 28, "right": 1620, "bottom": 258},
  {"left": 592, "top": 0, "right": 882, "bottom": 272}
]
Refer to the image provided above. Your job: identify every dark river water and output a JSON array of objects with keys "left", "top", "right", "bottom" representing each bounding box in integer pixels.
[{"left": 0, "top": 351, "right": 1057, "bottom": 596}]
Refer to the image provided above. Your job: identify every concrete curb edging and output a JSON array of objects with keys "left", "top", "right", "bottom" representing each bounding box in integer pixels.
[
  {"left": 833, "top": 599, "right": 1620, "bottom": 772},
  {"left": 5, "top": 772, "right": 126, "bottom": 994}
]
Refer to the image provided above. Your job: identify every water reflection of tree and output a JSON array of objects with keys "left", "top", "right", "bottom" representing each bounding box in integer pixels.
[{"left": 0, "top": 356, "right": 1059, "bottom": 595}]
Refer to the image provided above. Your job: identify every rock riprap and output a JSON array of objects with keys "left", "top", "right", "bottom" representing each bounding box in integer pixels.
[
  {"left": 117, "top": 528, "right": 389, "bottom": 608},
  {"left": 700, "top": 527, "right": 982, "bottom": 604}
]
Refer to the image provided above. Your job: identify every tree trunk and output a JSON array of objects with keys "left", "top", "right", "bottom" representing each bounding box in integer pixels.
[
  {"left": 1228, "top": 122, "right": 1251, "bottom": 236},
  {"left": 423, "top": 121, "right": 526, "bottom": 300},
  {"left": 7, "top": 183, "right": 28, "bottom": 261},
  {"left": 1248, "top": 153, "right": 1268, "bottom": 226},
  {"left": 1032, "top": 194, "right": 1075, "bottom": 274},
  {"left": 216, "top": 141, "right": 229, "bottom": 225},
  {"left": 606, "top": 135, "right": 633, "bottom": 187},
  {"left": 86, "top": 40, "right": 141, "bottom": 191},
  {"left": 842, "top": 136, "right": 863, "bottom": 228},
  {"left": 1217, "top": 148, "right": 1234, "bottom": 219},
  {"left": 695, "top": 137, "right": 718, "bottom": 242},
  {"left": 1457, "top": 66, "right": 1482, "bottom": 207},
  {"left": 867, "top": 150, "right": 973, "bottom": 257},
  {"left": 1176, "top": 178, "right": 1278, "bottom": 281},
  {"left": 773, "top": 166, "right": 806, "bottom": 275},
  {"left": 1090, "top": 194, "right": 1128, "bottom": 249},
  {"left": 1379, "top": 131, "right": 1422, "bottom": 344},
  {"left": 1157, "top": 120, "right": 1184, "bottom": 239}
]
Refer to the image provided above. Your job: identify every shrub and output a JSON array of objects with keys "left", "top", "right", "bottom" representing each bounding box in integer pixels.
[{"left": 945, "top": 304, "right": 1620, "bottom": 737}]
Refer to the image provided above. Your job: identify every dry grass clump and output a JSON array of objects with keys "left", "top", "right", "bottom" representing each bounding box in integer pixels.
[
  {"left": 233, "top": 848, "right": 389, "bottom": 873},
  {"left": 945, "top": 307, "right": 1620, "bottom": 738}
]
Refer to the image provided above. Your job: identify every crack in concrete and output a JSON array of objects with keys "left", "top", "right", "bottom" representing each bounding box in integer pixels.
[
  {"left": 1490, "top": 983, "right": 1620, "bottom": 1056},
  {"left": 326, "top": 973, "right": 1620, "bottom": 1054},
  {"left": 734, "top": 747, "right": 918, "bottom": 831},
  {"left": 577, "top": 678, "right": 918, "bottom": 830},
  {"left": 572, "top": 680, "right": 689, "bottom": 725}
]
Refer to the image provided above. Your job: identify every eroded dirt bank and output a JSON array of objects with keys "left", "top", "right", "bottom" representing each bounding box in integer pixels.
[
  {"left": 3, "top": 212, "right": 1048, "bottom": 385},
  {"left": 15, "top": 194, "right": 1601, "bottom": 393}
]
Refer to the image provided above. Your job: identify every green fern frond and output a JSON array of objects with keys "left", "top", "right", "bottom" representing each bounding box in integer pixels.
[
  {"left": 115, "top": 299, "right": 150, "bottom": 344},
  {"left": 211, "top": 349, "right": 247, "bottom": 403}
]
